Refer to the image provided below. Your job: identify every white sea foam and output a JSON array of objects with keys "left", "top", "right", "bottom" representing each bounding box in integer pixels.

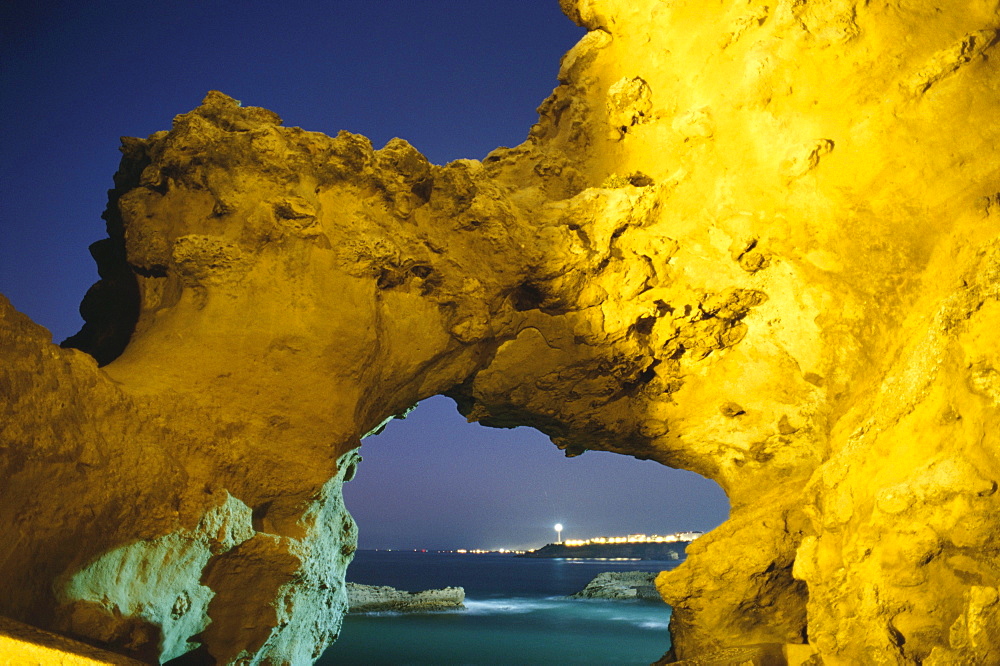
[
  {"left": 461, "top": 597, "right": 671, "bottom": 632},
  {"left": 327, "top": 551, "right": 677, "bottom": 664},
  {"left": 637, "top": 621, "right": 670, "bottom": 630},
  {"left": 462, "top": 598, "right": 560, "bottom": 614},
  {"left": 605, "top": 613, "right": 671, "bottom": 630}
]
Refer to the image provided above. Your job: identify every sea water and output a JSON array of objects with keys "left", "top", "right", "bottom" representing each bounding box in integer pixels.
[{"left": 318, "top": 550, "right": 680, "bottom": 665}]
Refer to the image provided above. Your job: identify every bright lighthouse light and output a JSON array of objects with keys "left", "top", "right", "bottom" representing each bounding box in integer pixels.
[{"left": 554, "top": 523, "right": 564, "bottom": 543}]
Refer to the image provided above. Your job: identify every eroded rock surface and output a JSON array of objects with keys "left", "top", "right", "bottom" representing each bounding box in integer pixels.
[
  {"left": 346, "top": 583, "right": 465, "bottom": 613},
  {"left": 570, "top": 572, "right": 661, "bottom": 601},
  {"left": 1, "top": 0, "right": 999, "bottom": 663}
]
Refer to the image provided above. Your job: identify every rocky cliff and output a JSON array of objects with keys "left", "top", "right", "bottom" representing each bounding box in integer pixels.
[{"left": 1, "top": 0, "right": 998, "bottom": 664}]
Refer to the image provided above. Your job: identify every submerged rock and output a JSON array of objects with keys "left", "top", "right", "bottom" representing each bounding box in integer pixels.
[
  {"left": 571, "top": 572, "right": 662, "bottom": 601},
  {"left": 346, "top": 583, "right": 465, "bottom": 613}
]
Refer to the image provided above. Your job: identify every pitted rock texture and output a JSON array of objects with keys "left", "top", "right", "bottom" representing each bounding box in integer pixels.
[
  {"left": 1, "top": 288, "right": 362, "bottom": 664},
  {"left": 570, "top": 571, "right": 662, "bottom": 601},
  {"left": 346, "top": 583, "right": 465, "bottom": 613},
  {"left": 1, "top": 0, "right": 999, "bottom": 664}
]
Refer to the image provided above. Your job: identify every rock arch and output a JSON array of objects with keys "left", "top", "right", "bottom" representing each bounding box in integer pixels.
[{"left": 2, "top": 1, "right": 1000, "bottom": 663}]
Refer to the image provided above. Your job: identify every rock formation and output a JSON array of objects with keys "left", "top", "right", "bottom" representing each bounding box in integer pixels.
[
  {"left": 570, "top": 572, "right": 662, "bottom": 601},
  {"left": 1, "top": 0, "right": 999, "bottom": 663},
  {"left": 345, "top": 583, "right": 465, "bottom": 613}
]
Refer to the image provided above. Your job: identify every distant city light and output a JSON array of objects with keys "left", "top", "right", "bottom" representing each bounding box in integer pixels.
[
  {"left": 559, "top": 531, "right": 703, "bottom": 547},
  {"left": 366, "top": 530, "right": 703, "bottom": 555}
]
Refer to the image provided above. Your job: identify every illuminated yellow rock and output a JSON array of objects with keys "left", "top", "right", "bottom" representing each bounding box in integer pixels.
[
  {"left": 1, "top": 0, "right": 999, "bottom": 663},
  {"left": 0, "top": 616, "right": 145, "bottom": 665}
]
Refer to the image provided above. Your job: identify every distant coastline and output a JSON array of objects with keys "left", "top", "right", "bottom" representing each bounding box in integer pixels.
[
  {"left": 357, "top": 531, "right": 701, "bottom": 557},
  {"left": 517, "top": 540, "right": 690, "bottom": 560}
]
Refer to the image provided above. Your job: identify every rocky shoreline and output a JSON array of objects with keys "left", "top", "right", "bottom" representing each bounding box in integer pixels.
[
  {"left": 346, "top": 583, "right": 465, "bottom": 613},
  {"left": 570, "top": 572, "right": 663, "bottom": 601},
  {"left": 347, "top": 572, "right": 664, "bottom": 612}
]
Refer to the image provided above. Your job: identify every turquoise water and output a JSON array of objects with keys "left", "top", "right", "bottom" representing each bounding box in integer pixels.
[{"left": 319, "top": 551, "right": 679, "bottom": 665}]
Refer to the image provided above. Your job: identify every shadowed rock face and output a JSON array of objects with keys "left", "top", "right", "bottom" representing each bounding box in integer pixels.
[{"left": 1, "top": 0, "right": 999, "bottom": 663}]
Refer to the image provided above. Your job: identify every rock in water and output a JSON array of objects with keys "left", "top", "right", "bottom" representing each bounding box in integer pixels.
[
  {"left": 570, "top": 572, "right": 662, "bottom": 601},
  {"left": 346, "top": 583, "right": 465, "bottom": 613},
  {"left": 1, "top": 0, "right": 1000, "bottom": 663}
]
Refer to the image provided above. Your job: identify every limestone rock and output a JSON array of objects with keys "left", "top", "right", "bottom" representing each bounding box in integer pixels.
[
  {"left": 0, "top": 616, "right": 146, "bottom": 666},
  {"left": 345, "top": 583, "right": 465, "bottom": 613},
  {"left": 654, "top": 643, "right": 819, "bottom": 666},
  {"left": 570, "top": 572, "right": 662, "bottom": 601},
  {"left": 1, "top": 0, "right": 999, "bottom": 663}
]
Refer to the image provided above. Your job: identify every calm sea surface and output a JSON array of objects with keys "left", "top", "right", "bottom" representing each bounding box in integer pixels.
[{"left": 318, "top": 550, "right": 681, "bottom": 665}]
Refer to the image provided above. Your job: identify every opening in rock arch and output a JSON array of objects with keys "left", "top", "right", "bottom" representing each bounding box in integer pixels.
[
  {"left": 323, "top": 395, "right": 730, "bottom": 664},
  {"left": 346, "top": 396, "right": 729, "bottom": 550}
]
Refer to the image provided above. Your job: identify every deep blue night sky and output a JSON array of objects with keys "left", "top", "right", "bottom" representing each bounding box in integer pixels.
[{"left": 0, "top": 1, "right": 729, "bottom": 550}]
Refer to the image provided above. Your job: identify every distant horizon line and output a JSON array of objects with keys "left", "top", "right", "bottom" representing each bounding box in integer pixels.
[
  {"left": 356, "top": 548, "right": 527, "bottom": 553},
  {"left": 355, "top": 530, "right": 705, "bottom": 554}
]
